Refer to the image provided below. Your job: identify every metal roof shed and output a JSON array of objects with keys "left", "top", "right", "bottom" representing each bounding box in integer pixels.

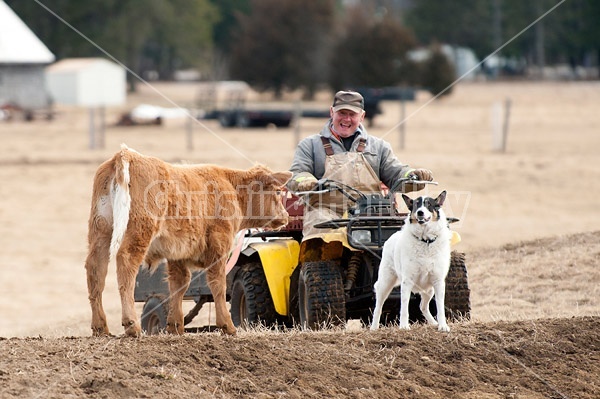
[
  {"left": 0, "top": 0, "right": 55, "bottom": 113},
  {"left": 45, "top": 58, "right": 126, "bottom": 107}
]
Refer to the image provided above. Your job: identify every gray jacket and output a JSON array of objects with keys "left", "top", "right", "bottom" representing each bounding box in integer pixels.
[{"left": 288, "top": 121, "right": 413, "bottom": 190}]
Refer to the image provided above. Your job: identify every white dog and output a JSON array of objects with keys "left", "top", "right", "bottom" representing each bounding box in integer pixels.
[{"left": 370, "top": 191, "right": 452, "bottom": 332}]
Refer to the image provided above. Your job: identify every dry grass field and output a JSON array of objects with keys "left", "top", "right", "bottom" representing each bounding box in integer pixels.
[{"left": 0, "top": 81, "right": 599, "bottom": 398}]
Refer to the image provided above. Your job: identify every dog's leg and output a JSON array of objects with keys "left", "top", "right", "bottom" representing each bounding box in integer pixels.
[
  {"left": 433, "top": 280, "right": 450, "bottom": 332},
  {"left": 419, "top": 287, "right": 438, "bottom": 326},
  {"left": 399, "top": 280, "right": 414, "bottom": 330},
  {"left": 370, "top": 270, "right": 398, "bottom": 331}
]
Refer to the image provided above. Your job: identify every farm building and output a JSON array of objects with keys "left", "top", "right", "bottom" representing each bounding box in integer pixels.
[
  {"left": 0, "top": 0, "right": 55, "bottom": 113},
  {"left": 45, "top": 58, "right": 126, "bottom": 107}
]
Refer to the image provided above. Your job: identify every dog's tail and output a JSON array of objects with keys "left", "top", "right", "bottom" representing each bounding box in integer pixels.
[{"left": 109, "top": 144, "right": 133, "bottom": 259}]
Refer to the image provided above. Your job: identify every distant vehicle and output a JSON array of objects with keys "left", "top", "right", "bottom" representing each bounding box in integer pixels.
[
  {"left": 196, "top": 81, "right": 294, "bottom": 128},
  {"left": 216, "top": 109, "right": 294, "bottom": 128}
]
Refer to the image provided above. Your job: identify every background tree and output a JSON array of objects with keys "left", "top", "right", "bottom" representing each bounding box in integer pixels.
[
  {"left": 6, "top": 0, "right": 600, "bottom": 96},
  {"left": 419, "top": 44, "right": 456, "bottom": 97},
  {"left": 6, "top": 0, "right": 218, "bottom": 90},
  {"left": 404, "top": 0, "right": 495, "bottom": 59},
  {"left": 209, "top": 0, "right": 250, "bottom": 53},
  {"left": 502, "top": 0, "right": 600, "bottom": 68},
  {"left": 329, "top": 8, "right": 418, "bottom": 90},
  {"left": 405, "top": 0, "right": 600, "bottom": 76},
  {"left": 228, "top": 0, "right": 335, "bottom": 98},
  {"left": 207, "top": 0, "right": 250, "bottom": 80}
]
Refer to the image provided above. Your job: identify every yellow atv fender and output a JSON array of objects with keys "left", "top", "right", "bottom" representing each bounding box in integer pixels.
[
  {"left": 451, "top": 230, "right": 461, "bottom": 246},
  {"left": 243, "top": 239, "right": 300, "bottom": 316}
]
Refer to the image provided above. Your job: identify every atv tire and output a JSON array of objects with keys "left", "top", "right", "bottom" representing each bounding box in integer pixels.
[
  {"left": 141, "top": 295, "right": 169, "bottom": 335},
  {"left": 298, "top": 261, "right": 346, "bottom": 330},
  {"left": 230, "top": 262, "right": 277, "bottom": 328},
  {"left": 444, "top": 251, "right": 471, "bottom": 321}
]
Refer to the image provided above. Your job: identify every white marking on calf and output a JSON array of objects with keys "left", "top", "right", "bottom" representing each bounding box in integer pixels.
[
  {"left": 96, "top": 195, "right": 112, "bottom": 221},
  {"left": 109, "top": 159, "right": 131, "bottom": 259}
]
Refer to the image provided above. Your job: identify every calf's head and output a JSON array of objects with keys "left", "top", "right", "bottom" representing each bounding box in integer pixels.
[{"left": 241, "top": 166, "right": 292, "bottom": 230}]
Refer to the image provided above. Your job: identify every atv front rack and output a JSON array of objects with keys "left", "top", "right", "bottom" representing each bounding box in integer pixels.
[
  {"left": 315, "top": 215, "right": 407, "bottom": 250},
  {"left": 314, "top": 216, "right": 461, "bottom": 251}
]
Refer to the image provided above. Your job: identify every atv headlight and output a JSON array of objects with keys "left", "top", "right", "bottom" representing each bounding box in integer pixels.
[{"left": 351, "top": 230, "right": 371, "bottom": 243}]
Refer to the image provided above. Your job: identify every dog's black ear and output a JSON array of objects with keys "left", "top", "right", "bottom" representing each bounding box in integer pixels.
[
  {"left": 436, "top": 190, "right": 447, "bottom": 206},
  {"left": 402, "top": 194, "right": 413, "bottom": 210}
]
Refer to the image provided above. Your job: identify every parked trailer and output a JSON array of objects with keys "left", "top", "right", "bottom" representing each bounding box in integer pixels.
[
  {"left": 133, "top": 227, "right": 300, "bottom": 333},
  {"left": 217, "top": 109, "right": 294, "bottom": 128},
  {"left": 134, "top": 263, "right": 221, "bottom": 333}
]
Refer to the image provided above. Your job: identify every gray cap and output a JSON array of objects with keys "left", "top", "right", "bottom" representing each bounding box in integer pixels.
[{"left": 332, "top": 90, "right": 364, "bottom": 113}]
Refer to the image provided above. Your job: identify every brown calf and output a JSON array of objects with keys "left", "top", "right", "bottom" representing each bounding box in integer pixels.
[{"left": 85, "top": 144, "right": 291, "bottom": 337}]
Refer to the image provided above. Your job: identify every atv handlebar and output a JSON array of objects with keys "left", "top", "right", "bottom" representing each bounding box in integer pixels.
[
  {"left": 293, "top": 179, "right": 365, "bottom": 202},
  {"left": 293, "top": 177, "right": 438, "bottom": 200}
]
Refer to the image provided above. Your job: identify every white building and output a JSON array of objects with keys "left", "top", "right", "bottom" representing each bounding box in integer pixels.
[
  {"left": 45, "top": 58, "right": 126, "bottom": 107},
  {"left": 0, "top": 0, "right": 55, "bottom": 111}
]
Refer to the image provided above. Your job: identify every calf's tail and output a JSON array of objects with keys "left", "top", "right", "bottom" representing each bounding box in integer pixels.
[{"left": 109, "top": 144, "right": 132, "bottom": 259}]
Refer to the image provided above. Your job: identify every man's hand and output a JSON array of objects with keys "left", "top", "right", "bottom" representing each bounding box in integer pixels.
[
  {"left": 402, "top": 168, "right": 434, "bottom": 192},
  {"left": 296, "top": 177, "right": 319, "bottom": 191},
  {"left": 411, "top": 168, "right": 434, "bottom": 181}
]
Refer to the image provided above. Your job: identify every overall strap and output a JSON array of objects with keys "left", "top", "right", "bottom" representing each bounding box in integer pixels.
[
  {"left": 356, "top": 138, "right": 366, "bottom": 153},
  {"left": 320, "top": 136, "right": 334, "bottom": 156},
  {"left": 320, "top": 136, "right": 366, "bottom": 154}
]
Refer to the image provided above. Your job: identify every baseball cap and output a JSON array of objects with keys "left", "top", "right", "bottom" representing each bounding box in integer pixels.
[{"left": 332, "top": 90, "right": 364, "bottom": 114}]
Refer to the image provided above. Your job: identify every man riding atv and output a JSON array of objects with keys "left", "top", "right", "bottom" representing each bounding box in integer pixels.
[{"left": 287, "top": 90, "right": 439, "bottom": 328}]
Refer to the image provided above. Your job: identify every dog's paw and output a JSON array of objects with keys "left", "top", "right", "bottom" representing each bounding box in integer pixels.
[
  {"left": 437, "top": 324, "right": 450, "bottom": 333},
  {"left": 399, "top": 324, "right": 411, "bottom": 331}
]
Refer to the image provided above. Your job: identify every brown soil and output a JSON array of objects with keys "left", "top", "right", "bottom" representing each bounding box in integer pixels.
[
  {"left": 1, "top": 81, "right": 599, "bottom": 398},
  {"left": 1, "top": 315, "right": 598, "bottom": 398}
]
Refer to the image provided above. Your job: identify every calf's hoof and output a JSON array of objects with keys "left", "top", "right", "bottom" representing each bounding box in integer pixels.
[
  {"left": 91, "top": 325, "right": 111, "bottom": 337},
  {"left": 219, "top": 324, "right": 237, "bottom": 336},
  {"left": 123, "top": 320, "right": 141, "bottom": 337},
  {"left": 166, "top": 322, "right": 184, "bottom": 335}
]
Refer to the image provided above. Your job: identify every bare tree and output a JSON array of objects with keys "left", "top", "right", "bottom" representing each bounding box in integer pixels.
[{"left": 228, "top": 0, "right": 335, "bottom": 98}]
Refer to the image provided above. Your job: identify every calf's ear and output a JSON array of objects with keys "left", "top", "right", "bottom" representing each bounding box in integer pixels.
[{"left": 272, "top": 171, "right": 293, "bottom": 186}]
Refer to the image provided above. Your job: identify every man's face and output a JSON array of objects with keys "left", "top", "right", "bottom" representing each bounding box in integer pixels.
[{"left": 330, "top": 108, "right": 365, "bottom": 138}]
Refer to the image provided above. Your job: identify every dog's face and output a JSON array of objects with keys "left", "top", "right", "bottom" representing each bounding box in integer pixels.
[{"left": 402, "top": 191, "right": 446, "bottom": 225}]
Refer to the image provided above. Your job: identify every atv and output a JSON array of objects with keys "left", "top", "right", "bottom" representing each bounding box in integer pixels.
[{"left": 134, "top": 178, "right": 470, "bottom": 333}]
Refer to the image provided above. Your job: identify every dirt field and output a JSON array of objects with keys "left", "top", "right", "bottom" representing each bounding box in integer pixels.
[
  {"left": 1, "top": 315, "right": 598, "bottom": 398},
  {"left": 0, "top": 81, "right": 599, "bottom": 398}
]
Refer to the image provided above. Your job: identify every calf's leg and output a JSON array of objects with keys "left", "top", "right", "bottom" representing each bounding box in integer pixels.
[
  {"left": 204, "top": 250, "right": 236, "bottom": 335},
  {"left": 166, "top": 260, "right": 191, "bottom": 335},
  {"left": 85, "top": 231, "right": 111, "bottom": 336},
  {"left": 115, "top": 233, "right": 154, "bottom": 337}
]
